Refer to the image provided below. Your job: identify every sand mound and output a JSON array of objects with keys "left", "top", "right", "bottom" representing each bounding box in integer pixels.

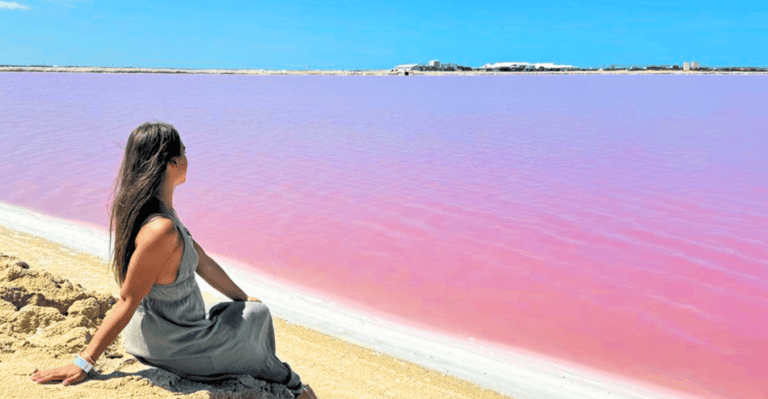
[
  {"left": 0, "top": 253, "right": 116, "bottom": 352},
  {"left": 0, "top": 253, "right": 293, "bottom": 399}
]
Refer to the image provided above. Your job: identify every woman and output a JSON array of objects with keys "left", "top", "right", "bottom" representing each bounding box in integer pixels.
[{"left": 31, "top": 122, "right": 317, "bottom": 399}]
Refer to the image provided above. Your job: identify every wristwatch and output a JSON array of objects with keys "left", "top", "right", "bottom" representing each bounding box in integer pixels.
[{"left": 73, "top": 354, "right": 94, "bottom": 373}]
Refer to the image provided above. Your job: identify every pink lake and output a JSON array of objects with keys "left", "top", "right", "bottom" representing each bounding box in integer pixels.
[{"left": 0, "top": 72, "right": 766, "bottom": 399}]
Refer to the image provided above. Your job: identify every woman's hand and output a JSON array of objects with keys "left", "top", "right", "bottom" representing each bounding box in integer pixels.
[
  {"left": 31, "top": 363, "right": 87, "bottom": 386},
  {"left": 247, "top": 296, "right": 262, "bottom": 303}
]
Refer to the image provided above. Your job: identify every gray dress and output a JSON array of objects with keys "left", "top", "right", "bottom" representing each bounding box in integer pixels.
[{"left": 123, "top": 211, "right": 303, "bottom": 396}]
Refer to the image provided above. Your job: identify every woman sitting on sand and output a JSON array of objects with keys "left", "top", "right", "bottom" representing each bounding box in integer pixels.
[{"left": 31, "top": 122, "right": 317, "bottom": 399}]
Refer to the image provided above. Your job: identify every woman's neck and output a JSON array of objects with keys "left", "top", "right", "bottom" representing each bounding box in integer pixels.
[
  {"left": 157, "top": 164, "right": 184, "bottom": 214},
  {"left": 157, "top": 180, "right": 175, "bottom": 213}
]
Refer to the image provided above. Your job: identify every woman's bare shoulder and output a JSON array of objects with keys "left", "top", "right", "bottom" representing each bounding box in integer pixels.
[
  {"left": 135, "top": 216, "right": 179, "bottom": 250},
  {"left": 123, "top": 216, "right": 182, "bottom": 301}
]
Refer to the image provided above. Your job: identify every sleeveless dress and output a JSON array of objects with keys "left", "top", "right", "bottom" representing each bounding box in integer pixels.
[{"left": 122, "top": 210, "right": 304, "bottom": 397}]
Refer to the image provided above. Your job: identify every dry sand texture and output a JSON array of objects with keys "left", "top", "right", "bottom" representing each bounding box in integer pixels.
[{"left": 0, "top": 223, "right": 511, "bottom": 399}]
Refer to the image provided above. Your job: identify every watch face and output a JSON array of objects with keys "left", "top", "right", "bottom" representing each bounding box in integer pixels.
[{"left": 74, "top": 355, "right": 93, "bottom": 372}]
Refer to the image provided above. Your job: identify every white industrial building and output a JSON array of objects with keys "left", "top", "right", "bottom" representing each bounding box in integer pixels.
[
  {"left": 683, "top": 61, "right": 700, "bottom": 71},
  {"left": 392, "top": 64, "right": 419, "bottom": 72},
  {"left": 480, "top": 62, "right": 530, "bottom": 69}
]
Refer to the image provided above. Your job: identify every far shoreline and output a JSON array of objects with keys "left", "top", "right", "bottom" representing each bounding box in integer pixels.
[{"left": 2, "top": 65, "right": 767, "bottom": 75}]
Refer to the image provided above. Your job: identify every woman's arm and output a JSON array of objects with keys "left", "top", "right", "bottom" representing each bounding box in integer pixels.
[
  {"left": 193, "top": 239, "right": 259, "bottom": 302},
  {"left": 31, "top": 218, "right": 182, "bottom": 385}
]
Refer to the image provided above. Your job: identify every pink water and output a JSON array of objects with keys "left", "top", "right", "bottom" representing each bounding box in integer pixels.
[{"left": 1, "top": 72, "right": 766, "bottom": 398}]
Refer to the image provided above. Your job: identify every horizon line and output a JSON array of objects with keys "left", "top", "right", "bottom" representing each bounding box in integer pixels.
[
  {"left": 2, "top": 65, "right": 768, "bottom": 76},
  {"left": 2, "top": 61, "right": 768, "bottom": 71}
]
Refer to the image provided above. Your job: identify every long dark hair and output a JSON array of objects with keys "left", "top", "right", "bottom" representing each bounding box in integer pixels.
[{"left": 109, "top": 122, "right": 183, "bottom": 285}]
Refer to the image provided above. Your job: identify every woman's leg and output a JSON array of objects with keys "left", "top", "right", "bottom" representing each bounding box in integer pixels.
[
  {"left": 207, "top": 301, "right": 305, "bottom": 395},
  {"left": 240, "top": 302, "right": 304, "bottom": 395}
]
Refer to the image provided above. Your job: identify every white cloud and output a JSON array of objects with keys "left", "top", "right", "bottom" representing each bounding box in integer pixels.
[{"left": 0, "top": 1, "right": 28, "bottom": 9}]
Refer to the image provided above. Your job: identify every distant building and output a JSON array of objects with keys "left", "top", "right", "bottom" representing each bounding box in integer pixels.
[
  {"left": 692, "top": 61, "right": 700, "bottom": 70},
  {"left": 683, "top": 62, "right": 690, "bottom": 71},
  {"left": 392, "top": 64, "right": 418, "bottom": 72},
  {"left": 391, "top": 60, "right": 471, "bottom": 72},
  {"left": 481, "top": 62, "right": 529, "bottom": 71},
  {"left": 531, "top": 62, "right": 576, "bottom": 70},
  {"left": 481, "top": 62, "right": 576, "bottom": 71},
  {"left": 391, "top": 60, "right": 578, "bottom": 73}
]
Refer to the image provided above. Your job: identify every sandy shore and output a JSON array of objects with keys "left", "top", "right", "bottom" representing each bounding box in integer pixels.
[{"left": 0, "top": 222, "right": 510, "bottom": 399}]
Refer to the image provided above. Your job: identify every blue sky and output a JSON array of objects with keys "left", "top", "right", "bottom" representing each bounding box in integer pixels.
[{"left": 1, "top": 0, "right": 766, "bottom": 69}]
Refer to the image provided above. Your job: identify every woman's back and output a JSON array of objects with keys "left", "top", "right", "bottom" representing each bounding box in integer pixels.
[
  {"left": 138, "top": 211, "right": 190, "bottom": 286},
  {"left": 139, "top": 212, "right": 184, "bottom": 285}
]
